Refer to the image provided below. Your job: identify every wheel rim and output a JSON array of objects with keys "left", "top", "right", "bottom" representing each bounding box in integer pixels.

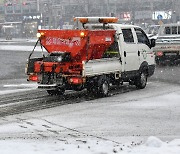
[
  {"left": 102, "top": 81, "right": 109, "bottom": 95},
  {"left": 140, "top": 73, "right": 147, "bottom": 87}
]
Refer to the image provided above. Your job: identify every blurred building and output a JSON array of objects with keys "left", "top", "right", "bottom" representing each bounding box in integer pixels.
[
  {"left": 0, "top": 0, "right": 40, "bottom": 38},
  {"left": 43, "top": 0, "right": 180, "bottom": 29}
]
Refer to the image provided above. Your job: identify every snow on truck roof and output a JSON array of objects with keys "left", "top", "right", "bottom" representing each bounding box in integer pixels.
[
  {"left": 83, "top": 23, "right": 141, "bottom": 30},
  {"left": 112, "top": 24, "right": 140, "bottom": 28}
]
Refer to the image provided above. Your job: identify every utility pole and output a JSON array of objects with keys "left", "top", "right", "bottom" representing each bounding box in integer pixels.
[
  {"left": 107, "top": 0, "right": 109, "bottom": 16},
  {"left": 150, "top": 0, "right": 154, "bottom": 24},
  {"left": 37, "top": 0, "right": 40, "bottom": 12},
  {"left": 171, "top": 0, "right": 176, "bottom": 23}
]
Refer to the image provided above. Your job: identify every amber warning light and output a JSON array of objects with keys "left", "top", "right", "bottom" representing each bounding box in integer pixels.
[
  {"left": 80, "top": 32, "right": 85, "bottom": 37},
  {"left": 74, "top": 17, "right": 118, "bottom": 24},
  {"left": 37, "top": 32, "right": 45, "bottom": 38}
]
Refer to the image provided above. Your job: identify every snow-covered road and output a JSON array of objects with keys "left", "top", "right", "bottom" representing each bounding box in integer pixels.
[
  {"left": 0, "top": 39, "right": 180, "bottom": 153},
  {"left": 0, "top": 80, "right": 179, "bottom": 153}
]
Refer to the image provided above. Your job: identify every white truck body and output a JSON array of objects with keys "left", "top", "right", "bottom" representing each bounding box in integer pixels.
[
  {"left": 83, "top": 23, "right": 155, "bottom": 80},
  {"left": 83, "top": 58, "right": 121, "bottom": 77}
]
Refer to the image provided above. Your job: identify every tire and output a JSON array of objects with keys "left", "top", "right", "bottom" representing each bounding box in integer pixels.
[
  {"left": 86, "top": 76, "right": 110, "bottom": 97},
  {"left": 86, "top": 80, "right": 98, "bottom": 95},
  {"left": 47, "top": 88, "right": 65, "bottom": 96},
  {"left": 97, "top": 76, "right": 110, "bottom": 97},
  {"left": 155, "top": 60, "right": 160, "bottom": 65},
  {"left": 135, "top": 71, "right": 147, "bottom": 89},
  {"left": 72, "top": 85, "right": 84, "bottom": 91}
]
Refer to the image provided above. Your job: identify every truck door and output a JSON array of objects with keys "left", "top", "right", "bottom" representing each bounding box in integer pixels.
[
  {"left": 121, "top": 28, "right": 139, "bottom": 72},
  {"left": 134, "top": 28, "right": 152, "bottom": 65}
]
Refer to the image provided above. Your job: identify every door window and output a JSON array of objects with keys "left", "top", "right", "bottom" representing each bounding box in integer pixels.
[
  {"left": 178, "top": 26, "right": 180, "bottom": 34},
  {"left": 172, "top": 26, "right": 177, "bottom": 34},
  {"left": 135, "top": 28, "right": 150, "bottom": 47},
  {"left": 122, "top": 29, "right": 134, "bottom": 43},
  {"left": 165, "top": 27, "right": 171, "bottom": 34}
]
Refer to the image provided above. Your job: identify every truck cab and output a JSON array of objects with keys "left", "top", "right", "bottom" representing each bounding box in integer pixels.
[{"left": 82, "top": 19, "right": 155, "bottom": 87}]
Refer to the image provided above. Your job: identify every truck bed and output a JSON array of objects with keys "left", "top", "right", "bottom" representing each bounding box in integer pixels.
[{"left": 83, "top": 58, "right": 121, "bottom": 77}]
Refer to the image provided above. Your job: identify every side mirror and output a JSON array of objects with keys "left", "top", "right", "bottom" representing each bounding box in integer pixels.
[{"left": 150, "top": 39, "right": 156, "bottom": 48}]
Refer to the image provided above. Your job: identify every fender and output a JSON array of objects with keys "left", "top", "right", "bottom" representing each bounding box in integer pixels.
[{"left": 139, "top": 61, "right": 155, "bottom": 77}]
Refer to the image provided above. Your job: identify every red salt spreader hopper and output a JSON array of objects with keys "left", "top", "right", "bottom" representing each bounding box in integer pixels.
[{"left": 37, "top": 29, "right": 116, "bottom": 62}]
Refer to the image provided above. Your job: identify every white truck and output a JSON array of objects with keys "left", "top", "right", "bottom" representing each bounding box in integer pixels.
[
  {"left": 153, "top": 23, "right": 180, "bottom": 65},
  {"left": 26, "top": 17, "right": 156, "bottom": 97}
]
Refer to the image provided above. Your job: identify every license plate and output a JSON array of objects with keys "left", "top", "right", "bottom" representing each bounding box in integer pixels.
[{"left": 165, "top": 52, "right": 177, "bottom": 56}]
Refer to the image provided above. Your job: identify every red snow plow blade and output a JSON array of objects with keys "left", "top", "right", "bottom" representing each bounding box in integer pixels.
[{"left": 38, "top": 29, "right": 116, "bottom": 61}]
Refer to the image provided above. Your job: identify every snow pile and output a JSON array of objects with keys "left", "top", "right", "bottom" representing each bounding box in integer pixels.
[
  {"left": 0, "top": 136, "right": 179, "bottom": 154},
  {"left": 126, "top": 136, "right": 180, "bottom": 154},
  {"left": 145, "top": 136, "right": 163, "bottom": 147}
]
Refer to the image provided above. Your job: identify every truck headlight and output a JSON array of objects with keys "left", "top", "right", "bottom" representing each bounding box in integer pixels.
[{"left": 57, "top": 56, "right": 62, "bottom": 62}]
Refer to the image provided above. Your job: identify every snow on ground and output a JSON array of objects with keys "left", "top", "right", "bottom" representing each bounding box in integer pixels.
[
  {"left": 0, "top": 83, "right": 37, "bottom": 95},
  {"left": 0, "top": 40, "right": 180, "bottom": 153},
  {"left": 0, "top": 88, "right": 34, "bottom": 95},
  {"left": 0, "top": 38, "right": 37, "bottom": 43},
  {"left": 0, "top": 45, "right": 44, "bottom": 52},
  {"left": 3, "top": 83, "right": 37, "bottom": 88},
  {"left": 0, "top": 88, "right": 179, "bottom": 153},
  {"left": 0, "top": 135, "right": 179, "bottom": 154},
  {"left": 0, "top": 38, "right": 44, "bottom": 51}
]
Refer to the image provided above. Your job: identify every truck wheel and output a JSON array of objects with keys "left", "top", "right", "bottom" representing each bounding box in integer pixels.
[
  {"left": 73, "top": 85, "right": 84, "bottom": 91},
  {"left": 47, "top": 88, "right": 65, "bottom": 95},
  {"left": 135, "top": 71, "right": 147, "bottom": 89},
  {"left": 97, "top": 76, "right": 110, "bottom": 97},
  {"left": 87, "top": 81, "right": 97, "bottom": 95}
]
